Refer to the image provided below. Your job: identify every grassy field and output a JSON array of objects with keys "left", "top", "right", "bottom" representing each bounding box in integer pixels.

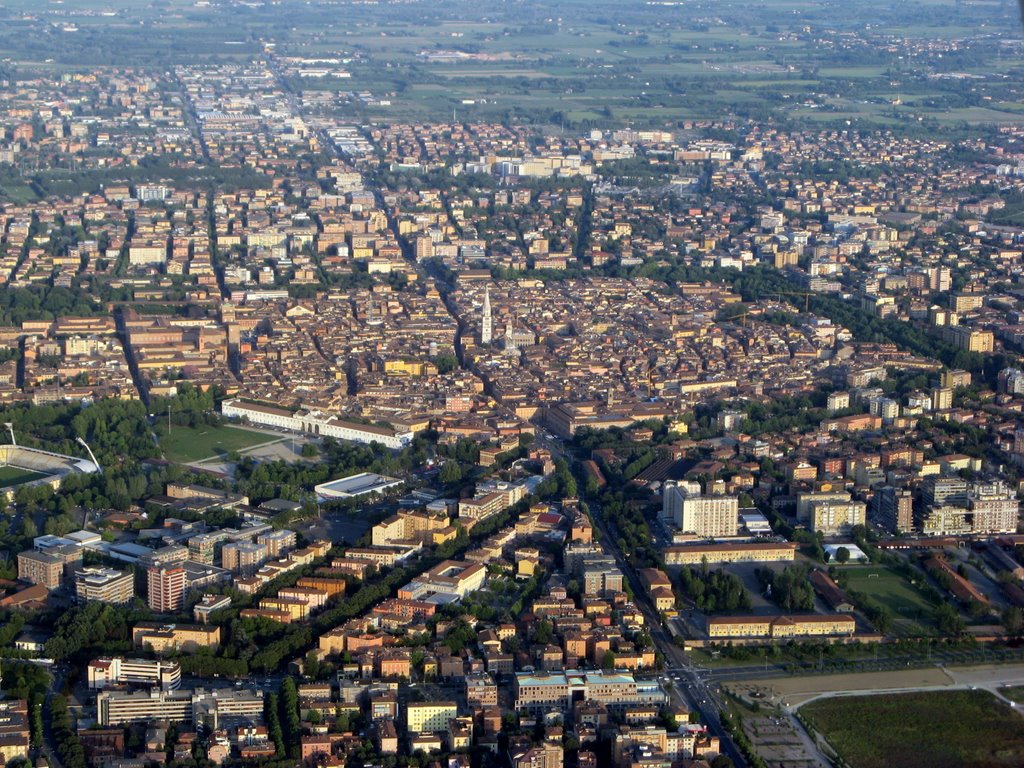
[
  {"left": 802, "top": 690, "right": 1024, "bottom": 768},
  {"left": 160, "top": 425, "right": 277, "bottom": 463},
  {"left": 1001, "top": 686, "right": 1024, "bottom": 704},
  {"left": 0, "top": 465, "right": 48, "bottom": 488},
  {"left": 842, "top": 564, "right": 937, "bottom": 636}
]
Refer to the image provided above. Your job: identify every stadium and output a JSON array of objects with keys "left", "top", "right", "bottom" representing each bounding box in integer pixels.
[{"left": 0, "top": 444, "right": 100, "bottom": 499}]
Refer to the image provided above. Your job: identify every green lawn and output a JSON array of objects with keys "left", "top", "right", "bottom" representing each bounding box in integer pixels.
[
  {"left": 802, "top": 691, "right": 1024, "bottom": 768},
  {"left": 842, "top": 564, "right": 937, "bottom": 636},
  {"left": 159, "top": 425, "right": 277, "bottom": 463},
  {"left": 1001, "top": 686, "right": 1024, "bottom": 704},
  {"left": 0, "top": 465, "right": 48, "bottom": 488}
]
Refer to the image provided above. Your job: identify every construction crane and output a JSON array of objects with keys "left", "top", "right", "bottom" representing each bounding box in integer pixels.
[
  {"left": 771, "top": 291, "right": 814, "bottom": 314},
  {"left": 721, "top": 291, "right": 814, "bottom": 326},
  {"left": 718, "top": 307, "right": 751, "bottom": 327}
]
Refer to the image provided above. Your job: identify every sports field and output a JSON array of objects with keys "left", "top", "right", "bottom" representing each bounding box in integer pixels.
[
  {"left": 0, "top": 465, "right": 48, "bottom": 488},
  {"left": 802, "top": 690, "right": 1024, "bottom": 768},
  {"left": 842, "top": 564, "right": 936, "bottom": 635},
  {"left": 160, "top": 425, "right": 277, "bottom": 463}
]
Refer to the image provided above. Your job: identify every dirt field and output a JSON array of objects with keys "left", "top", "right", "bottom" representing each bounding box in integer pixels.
[
  {"left": 742, "top": 715, "right": 828, "bottom": 768},
  {"left": 737, "top": 663, "right": 1024, "bottom": 707},
  {"left": 738, "top": 667, "right": 953, "bottom": 706}
]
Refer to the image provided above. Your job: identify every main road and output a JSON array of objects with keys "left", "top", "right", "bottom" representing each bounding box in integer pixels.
[
  {"left": 529, "top": 432, "right": 746, "bottom": 764},
  {"left": 586, "top": 499, "right": 748, "bottom": 768},
  {"left": 41, "top": 665, "right": 66, "bottom": 768}
]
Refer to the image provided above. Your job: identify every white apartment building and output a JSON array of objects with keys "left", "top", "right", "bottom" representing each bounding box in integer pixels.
[
  {"left": 662, "top": 482, "right": 738, "bottom": 538},
  {"left": 87, "top": 657, "right": 182, "bottom": 691}
]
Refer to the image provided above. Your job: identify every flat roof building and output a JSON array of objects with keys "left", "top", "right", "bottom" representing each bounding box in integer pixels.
[
  {"left": 513, "top": 670, "right": 664, "bottom": 713},
  {"left": 87, "top": 657, "right": 182, "bottom": 691},
  {"left": 194, "top": 594, "right": 231, "bottom": 624},
  {"left": 133, "top": 622, "right": 221, "bottom": 653},
  {"left": 17, "top": 549, "right": 63, "bottom": 590},
  {"left": 405, "top": 701, "right": 458, "bottom": 734},
  {"left": 663, "top": 542, "right": 797, "bottom": 566},
  {"left": 315, "top": 472, "right": 404, "bottom": 500},
  {"left": 74, "top": 567, "right": 134, "bottom": 605}
]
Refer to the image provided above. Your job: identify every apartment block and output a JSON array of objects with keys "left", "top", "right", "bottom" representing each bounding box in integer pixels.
[
  {"left": 872, "top": 487, "right": 914, "bottom": 534},
  {"left": 663, "top": 488, "right": 739, "bottom": 538},
  {"left": 97, "top": 688, "right": 192, "bottom": 726},
  {"left": 17, "top": 549, "right": 63, "bottom": 589},
  {"left": 97, "top": 687, "right": 263, "bottom": 728},
  {"left": 258, "top": 529, "right": 297, "bottom": 558},
  {"left": 581, "top": 555, "right": 624, "bottom": 597},
  {"left": 795, "top": 491, "right": 852, "bottom": 523},
  {"left": 808, "top": 499, "right": 866, "bottom": 536},
  {"left": 147, "top": 565, "right": 187, "bottom": 613},
  {"left": 74, "top": 567, "right": 135, "bottom": 605},
  {"left": 0, "top": 699, "right": 30, "bottom": 764},
  {"left": 405, "top": 701, "right": 458, "bottom": 734},
  {"left": 87, "top": 657, "right": 182, "bottom": 691},
  {"left": 514, "top": 670, "right": 665, "bottom": 713},
  {"left": 133, "top": 622, "right": 221, "bottom": 653},
  {"left": 193, "top": 594, "right": 231, "bottom": 624},
  {"left": 969, "top": 481, "right": 1019, "bottom": 534},
  {"left": 222, "top": 541, "right": 267, "bottom": 574}
]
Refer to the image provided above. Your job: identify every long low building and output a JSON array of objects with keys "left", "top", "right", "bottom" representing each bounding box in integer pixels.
[
  {"left": 663, "top": 541, "right": 797, "bottom": 566},
  {"left": 97, "top": 688, "right": 264, "bottom": 728},
  {"left": 315, "top": 472, "right": 404, "bottom": 501},
  {"left": 87, "top": 657, "right": 182, "bottom": 691},
  {"left": 707, "top": 614, "right": 856, "bottom": 640},
  {"left": 398, "top": 559, "right": 486, "bottom": 603},
  {"left": 133, "top": 622, "right": 221, "bottom": 653},
  {"left": 514, "top": 670, "right": 665, "bottom": 713},
  {"left": 97, "top": 689, "right": 192, "bottom": 726},
  {"left": 221, "top": 399, "right": 414, "bottom": 449}
]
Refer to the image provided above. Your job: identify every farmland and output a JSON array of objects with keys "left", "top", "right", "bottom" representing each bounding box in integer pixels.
[
  {"left": 801, "top": 690, "right": 1024, "bottom": 768},
  {"left": 0, "top": 0, "right": 1020, "bottom": 128}
]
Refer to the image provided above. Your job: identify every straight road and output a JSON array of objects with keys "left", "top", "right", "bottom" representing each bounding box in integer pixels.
[
  {"left": 41, "top": 666, "right": 66, "bottom": 768},
  {"left": 587, "top": 500, "right": 748, "bottom": 768}
]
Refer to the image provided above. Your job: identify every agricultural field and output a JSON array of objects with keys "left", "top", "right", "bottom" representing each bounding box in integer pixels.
[
  {"left": 159, "top": 425, "right": 278, "bottom": 463},
  {"left": 0, "top": 465, "right": 48, "bottom": 488},
  {"left": 801, "top": 690, "right": 1024, "bottom": 768},
  {"left": 841, "top": 564, "right": 938, "bottom": 636},
  {"left": 0, "top": 0, "right": 1020, "bottom": 128}
]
